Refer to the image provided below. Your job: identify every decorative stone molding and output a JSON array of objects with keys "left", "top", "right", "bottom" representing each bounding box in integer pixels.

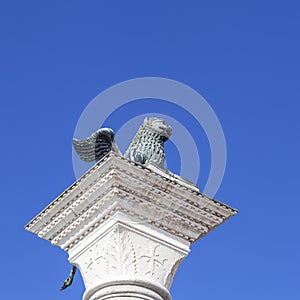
[
  {"left": 25, "top": 152, "right": 237, "bottom": 300},
  {"left": 72, "top": 221, "right": 186, "bottom": 291}
]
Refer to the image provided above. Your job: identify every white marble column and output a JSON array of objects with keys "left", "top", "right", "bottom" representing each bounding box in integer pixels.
[{"left": 25, "top": 152, "right": 237, "bottom": 300}]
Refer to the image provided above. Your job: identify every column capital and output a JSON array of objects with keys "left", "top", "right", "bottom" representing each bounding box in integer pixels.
[{"left": 25, "top": 152, "right": 237, "bottom": 299}]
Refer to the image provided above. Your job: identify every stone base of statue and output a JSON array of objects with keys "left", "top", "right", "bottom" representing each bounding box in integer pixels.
[{"left": 25, "top": 152, "right": 237, "bottom": 300}]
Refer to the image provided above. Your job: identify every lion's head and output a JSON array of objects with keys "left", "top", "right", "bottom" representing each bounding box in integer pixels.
[{"left": 143, "top": 117, "right": 172, "bottom": 140}]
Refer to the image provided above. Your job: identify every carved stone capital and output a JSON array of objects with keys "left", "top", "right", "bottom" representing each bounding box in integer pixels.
[
  {"left": 69, "top": 219, "right": 186, "bottom": 300},
  {"left": 25, "top": 152, "right": 237, "bottom": 299}
]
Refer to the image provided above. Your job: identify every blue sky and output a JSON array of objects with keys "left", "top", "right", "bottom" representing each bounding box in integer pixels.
[{"left": 1, "top": 1, "right": 299, "bottom": 299}]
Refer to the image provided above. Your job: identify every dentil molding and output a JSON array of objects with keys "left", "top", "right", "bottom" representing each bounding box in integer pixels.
[{"left": 25, "top": 152, "right": 237, "bottom": 300}]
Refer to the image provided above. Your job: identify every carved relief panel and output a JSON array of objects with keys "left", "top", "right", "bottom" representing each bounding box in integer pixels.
[{"left": 73, "top": 223, "right": 187, "bottom": 289}]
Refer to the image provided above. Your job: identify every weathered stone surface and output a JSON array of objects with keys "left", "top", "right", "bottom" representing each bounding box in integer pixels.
[{"left": 25, "top": 152, "right": 237, "bottom": 300}]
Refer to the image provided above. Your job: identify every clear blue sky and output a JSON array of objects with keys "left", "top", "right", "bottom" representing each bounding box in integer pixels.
[{"left": 1, "top": 1, "right": 299, "bottom": 299}]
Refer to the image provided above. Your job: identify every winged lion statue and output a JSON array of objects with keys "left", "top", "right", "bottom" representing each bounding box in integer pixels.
[{"left": 72, "top": 117, "right": 172, "bottom": 168}]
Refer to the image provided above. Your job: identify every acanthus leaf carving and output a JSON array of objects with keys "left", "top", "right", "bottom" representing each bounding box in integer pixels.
[
  {"left": 82, "top": 243, "right": 106, "bottom": 285},
  {"left": 106, "top": 226, "right": 137, "bottom": 275}
]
